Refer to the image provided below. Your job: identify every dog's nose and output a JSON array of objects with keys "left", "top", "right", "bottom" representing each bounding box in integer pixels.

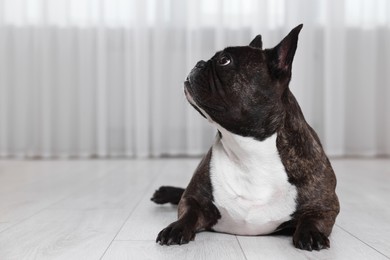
[{"left": 195, "top": 60, "right": 206, "bottom": 69}]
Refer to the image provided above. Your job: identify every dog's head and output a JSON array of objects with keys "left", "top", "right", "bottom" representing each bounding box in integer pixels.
[{"left": 184, "top": 24, "right": 303, "bottom": 140}]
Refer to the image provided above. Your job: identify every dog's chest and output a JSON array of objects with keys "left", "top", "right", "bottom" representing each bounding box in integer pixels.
[{"left": 209, "top": 133, "right": 297, "bottom": 235}]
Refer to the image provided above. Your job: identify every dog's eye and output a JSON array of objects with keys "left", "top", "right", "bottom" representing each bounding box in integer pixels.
[{"left": 217, "top": 55, "right": 231, "bottom": 66}]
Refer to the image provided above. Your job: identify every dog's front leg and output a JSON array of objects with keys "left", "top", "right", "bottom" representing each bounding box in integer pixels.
[{"left": 156, "top": 197, "right": 219, "bottom": 245}]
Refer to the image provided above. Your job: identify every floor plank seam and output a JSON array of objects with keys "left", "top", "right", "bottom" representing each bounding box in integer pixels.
[
  {"left": 235, "top": 236, "right": 249, "bottom": 260},
  {"left": 98, "top": 204, "right": 142, "bottom": 260},
  {"left": 98, "top": 166, "right": 164, "bottom": 259},
  {"left": 335, "top": 224, "right": 390, "bottom": 259},
  {"left": 0, "top": 164, "right": 123, "bottom": 235},
  {"left": 113, "top": 239, "right": 156, "bottom": 241},
  {"left": 0, "top": 222, "right": 18, "bottom": 235}
]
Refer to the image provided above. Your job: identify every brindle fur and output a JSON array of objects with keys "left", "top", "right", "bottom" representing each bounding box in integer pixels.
[
  {"left": 152, "top": 24, "right": 339, "bottom": 251},
  {"left": 154, "top": 149, "right": 221, "bottom": 245}
]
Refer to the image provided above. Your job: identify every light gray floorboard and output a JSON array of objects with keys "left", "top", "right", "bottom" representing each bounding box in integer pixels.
[
  {"left": 102, "top": 240, "right": 246, "bottom": 260},
  {"left": 0, "top": 158, "right": 389, "bottom": 259},
  {"left": 0, "top": 222, "right": 11, "bottom": 232},
  {"left": 238, "top": 225, "right": 388, "bottom": 260},
  {"left": 0, "top": 160, "right": 161, "bottom": 259},
  {"left": 0, "top": 209, "right": 130, "bottom": 260},
  {"left": 332, "top": 159, "right": 390, "bottom": 258},
  {"left": 49, "top": 160, "right": 163, "bottom": 210},
  {"left": 0, "top": 160, "right": 122, "bottom": 222}
]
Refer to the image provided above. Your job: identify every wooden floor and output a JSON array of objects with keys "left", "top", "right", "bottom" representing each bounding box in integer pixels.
[{"left": 0, "top": 158, "right": 389, "bottom": 260}]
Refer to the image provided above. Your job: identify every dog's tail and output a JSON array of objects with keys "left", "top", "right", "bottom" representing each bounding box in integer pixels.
[{"left": 151, "top": 186, "right": 185, "bottom": 205}]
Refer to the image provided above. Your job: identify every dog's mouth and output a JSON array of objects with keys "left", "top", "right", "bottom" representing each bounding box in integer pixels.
[
  {"left": 184, "top": 80, "right": 208, "bottom": 119},
  {"left": 184, "top": 79, "right": 194, "bottom": 104},
  {"left": 184, "top": 76, "right": 227, "bottom": 116}
]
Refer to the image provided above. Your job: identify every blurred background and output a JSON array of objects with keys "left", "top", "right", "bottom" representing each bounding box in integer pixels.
[{"left": 0, "top": 0, "right": 389, "bottom": 159}]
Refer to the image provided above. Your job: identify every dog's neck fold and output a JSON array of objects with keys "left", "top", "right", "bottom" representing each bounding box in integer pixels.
[
  {"left": 186, "top": 92, "right": 281, "bottom": 165},
  {"left": 217, "top": 126, "right": 280, "bottom": 167}
]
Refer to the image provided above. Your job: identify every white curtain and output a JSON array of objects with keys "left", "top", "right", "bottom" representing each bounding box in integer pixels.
[{"left": 0, "top": 0, "right": 389, "bottom": 158}]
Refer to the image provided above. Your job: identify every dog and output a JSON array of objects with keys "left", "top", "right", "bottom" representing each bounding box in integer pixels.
[{"left": 151, "top": 24, "right": 340, "bottom": 251}]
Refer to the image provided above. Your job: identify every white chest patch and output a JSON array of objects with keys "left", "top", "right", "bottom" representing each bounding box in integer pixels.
[
  {"left": 210, "top": 130, "right": 297, "bottom": 235},
  {"left": 184, "top": 90, "right": 297, "bottom": 235}
]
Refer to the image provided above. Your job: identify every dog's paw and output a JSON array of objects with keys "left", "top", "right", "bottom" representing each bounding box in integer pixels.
[
  {"left": 156, "top": 221, "right": 196, "bottom": 245},
  {"left": 293, "top": 225, "right": 330, "bottom": 251},
  {"left": 151, "top": 186, "right": 184, "bottom": 205}
]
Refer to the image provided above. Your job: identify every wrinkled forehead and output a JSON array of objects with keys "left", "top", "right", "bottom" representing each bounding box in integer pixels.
[{"left": 211, "top": 46, "right": 262, "bottom": 60}]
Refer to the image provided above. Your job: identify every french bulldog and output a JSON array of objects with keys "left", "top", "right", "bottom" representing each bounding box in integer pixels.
[{"left": 151, "top": 24, "right": 340, "bottom": 251}]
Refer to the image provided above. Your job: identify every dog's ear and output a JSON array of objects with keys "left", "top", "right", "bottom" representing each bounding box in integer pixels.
[
  {"left": 249, "top": 35, "right": 262, "bottom": 49},
  {"left": 267, "top": 24, "right": 303, "bottom": 79}
]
